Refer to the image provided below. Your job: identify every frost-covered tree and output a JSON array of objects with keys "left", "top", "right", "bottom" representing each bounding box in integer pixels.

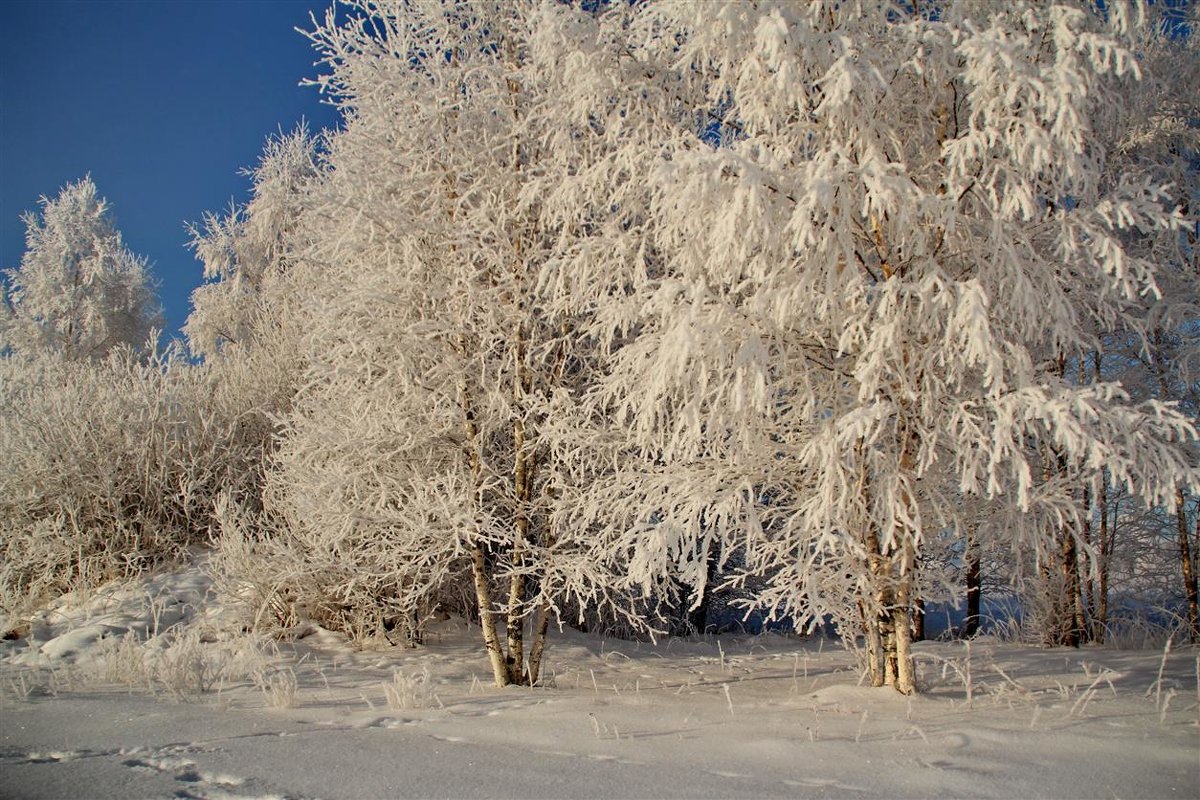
[
  {"left": 536, "top": 0, "right": 1200, "bottom": 693},
  {"left": 185, "top": 126, "right": 323, "bottom": 358},
  {"left": 1110, "top": 5, "right": 1200, "bottom": 643},
  {"left": 2, "top": 177, "right": 160, "bottom": 360},
  {"left": 197, "top": 0, "right": 1198, "bottom": 695},
  {"left": 1012, "top": 4, "right": 1200, "bottom": 646},
  {"left": 240, "top": 0, "right": 654, "bottom": 685},
  {"left": 181, "top": 126, "right": 327, "bottom": 528}
]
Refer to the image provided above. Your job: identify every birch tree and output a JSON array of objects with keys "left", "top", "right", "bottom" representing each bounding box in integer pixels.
[
  {"left": 181, "top": 126, "right": 327, "bottom": 527},
  {"left": 1116, "top": 5, "right": 1200, "bottom": 643},
  {"left": 201, "top": 0, "right": 1197, "bottom": 693},
  {"left": 2, "top": 177, "right": 160, "bottom": 360},
  {"left": 185, "top": 125, "right": 323, "bottom": 358},
  {"left": 255, "top": 0, "right": 653, "bottom": 683},
  {"left": 540, "top": 0, "right": 1199, "bottom": 693}
]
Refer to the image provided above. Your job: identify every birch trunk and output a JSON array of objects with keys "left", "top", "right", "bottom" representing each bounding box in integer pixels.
[
  {"left": 503, "top": 67, "right": 532, "bottom": 686},
  {"left": 470, "top": 545, "right": 511, "bottom": 687},
  {"left": 857, "top": 440, "right": 887, "bottom": 688},
  {"left": 862, "top": 599, "right": 885, "bottom": 688},
  {"left": 505, "top": 406, "right": 528, "bottom": 683},
  {"left": 527, "top": 601, "right": 553, "bottom": 687},
  {"left": 459, "top": 373, "right": 513, "bottom": 687},
  {"left": 859, "top": 428, "right": 920, "bottom": 693},
  {"left": 893, "top": 537, "right": 917, "bottom": 695},
  {"left": 891, "top": 418, "right": 919, "bottom": 695}
]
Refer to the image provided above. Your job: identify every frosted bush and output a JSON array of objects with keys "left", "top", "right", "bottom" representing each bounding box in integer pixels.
[
  {"left": 89, "top": 618, "right": 275, "bottom": 700},
  {"left": 206, "top": 493, "right": 456, "bottom": 647},
  {"left": 383, "top": 666, "right": 438, "bottom": 710},
  {"left": 0, "top": 348, "right": 267, "bottom": 617}
]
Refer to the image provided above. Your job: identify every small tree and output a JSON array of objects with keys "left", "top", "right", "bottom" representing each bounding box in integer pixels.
[{"left": 2, "top": 177, "right": 160, "bottom": 360}]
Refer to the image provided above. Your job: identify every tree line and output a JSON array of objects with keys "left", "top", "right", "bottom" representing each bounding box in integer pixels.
[{"left": 2, "top": 0, "right": 1198, "bottom": 695}]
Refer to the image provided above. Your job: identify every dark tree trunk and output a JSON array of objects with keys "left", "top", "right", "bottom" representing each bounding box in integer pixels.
[
  {"left": 964, "top": 529, "right": 981, "bottom": 638},
  {"left": 1178, "top": 489, "right": 1199, "bottom": 644},
  {"left": 1092, "top": 355, "right": 1110, "bottom": 644},
  {"left": 687, "top": 540, "right": 720, "bottom": 634},
  {"left": 1094, "top": 475, "right": 1111, "bottom": 643}
]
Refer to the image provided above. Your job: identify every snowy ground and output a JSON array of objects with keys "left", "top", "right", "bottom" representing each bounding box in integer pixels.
[{"left": 2, "top": 562, "right": 1198, "bottom": 800}]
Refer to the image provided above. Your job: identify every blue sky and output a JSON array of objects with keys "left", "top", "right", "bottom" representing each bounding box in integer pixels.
[{"left": 1, "top": 0, "right": 342, "bottom": 341}]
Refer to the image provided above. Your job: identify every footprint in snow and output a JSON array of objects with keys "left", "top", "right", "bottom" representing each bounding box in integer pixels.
[{"left": 119, "top": 746, "right": 256, "bottom": 797}]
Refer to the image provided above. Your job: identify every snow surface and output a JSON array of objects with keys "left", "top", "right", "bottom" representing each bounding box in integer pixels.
[{"left": 1, "top": 561, "right": 1197, "bottom": 799}]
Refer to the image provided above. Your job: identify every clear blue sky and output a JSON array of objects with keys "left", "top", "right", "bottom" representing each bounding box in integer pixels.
[{"left": 1, "top": 0, "right": 342, "bottom": 341}]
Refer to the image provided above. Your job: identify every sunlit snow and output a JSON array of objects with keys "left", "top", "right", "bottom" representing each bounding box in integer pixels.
[{"left": 2, "top": 560, "right": 1196, "bottom": 800}]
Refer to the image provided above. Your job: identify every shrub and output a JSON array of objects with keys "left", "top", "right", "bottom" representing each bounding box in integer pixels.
[{"left": 0, "top": 348, "right": 263, "bottom": 617}]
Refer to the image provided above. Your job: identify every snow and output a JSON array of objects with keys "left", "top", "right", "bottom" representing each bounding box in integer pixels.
[{"left": 2, "top": 561, "right": 1198, "bottom": 799}]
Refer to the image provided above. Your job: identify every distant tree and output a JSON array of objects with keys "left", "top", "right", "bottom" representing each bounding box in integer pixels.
[
  {"left": 2, "top": 177, "right": 160, "bottom": 360},
  {"left": 1031, "top": 3, "right": 1200, "bottom": 646}
]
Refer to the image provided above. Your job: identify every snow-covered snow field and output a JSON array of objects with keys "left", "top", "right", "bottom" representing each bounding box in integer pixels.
[{"left": 2, "top": 559, "right": 1197, "bottom": 800}]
